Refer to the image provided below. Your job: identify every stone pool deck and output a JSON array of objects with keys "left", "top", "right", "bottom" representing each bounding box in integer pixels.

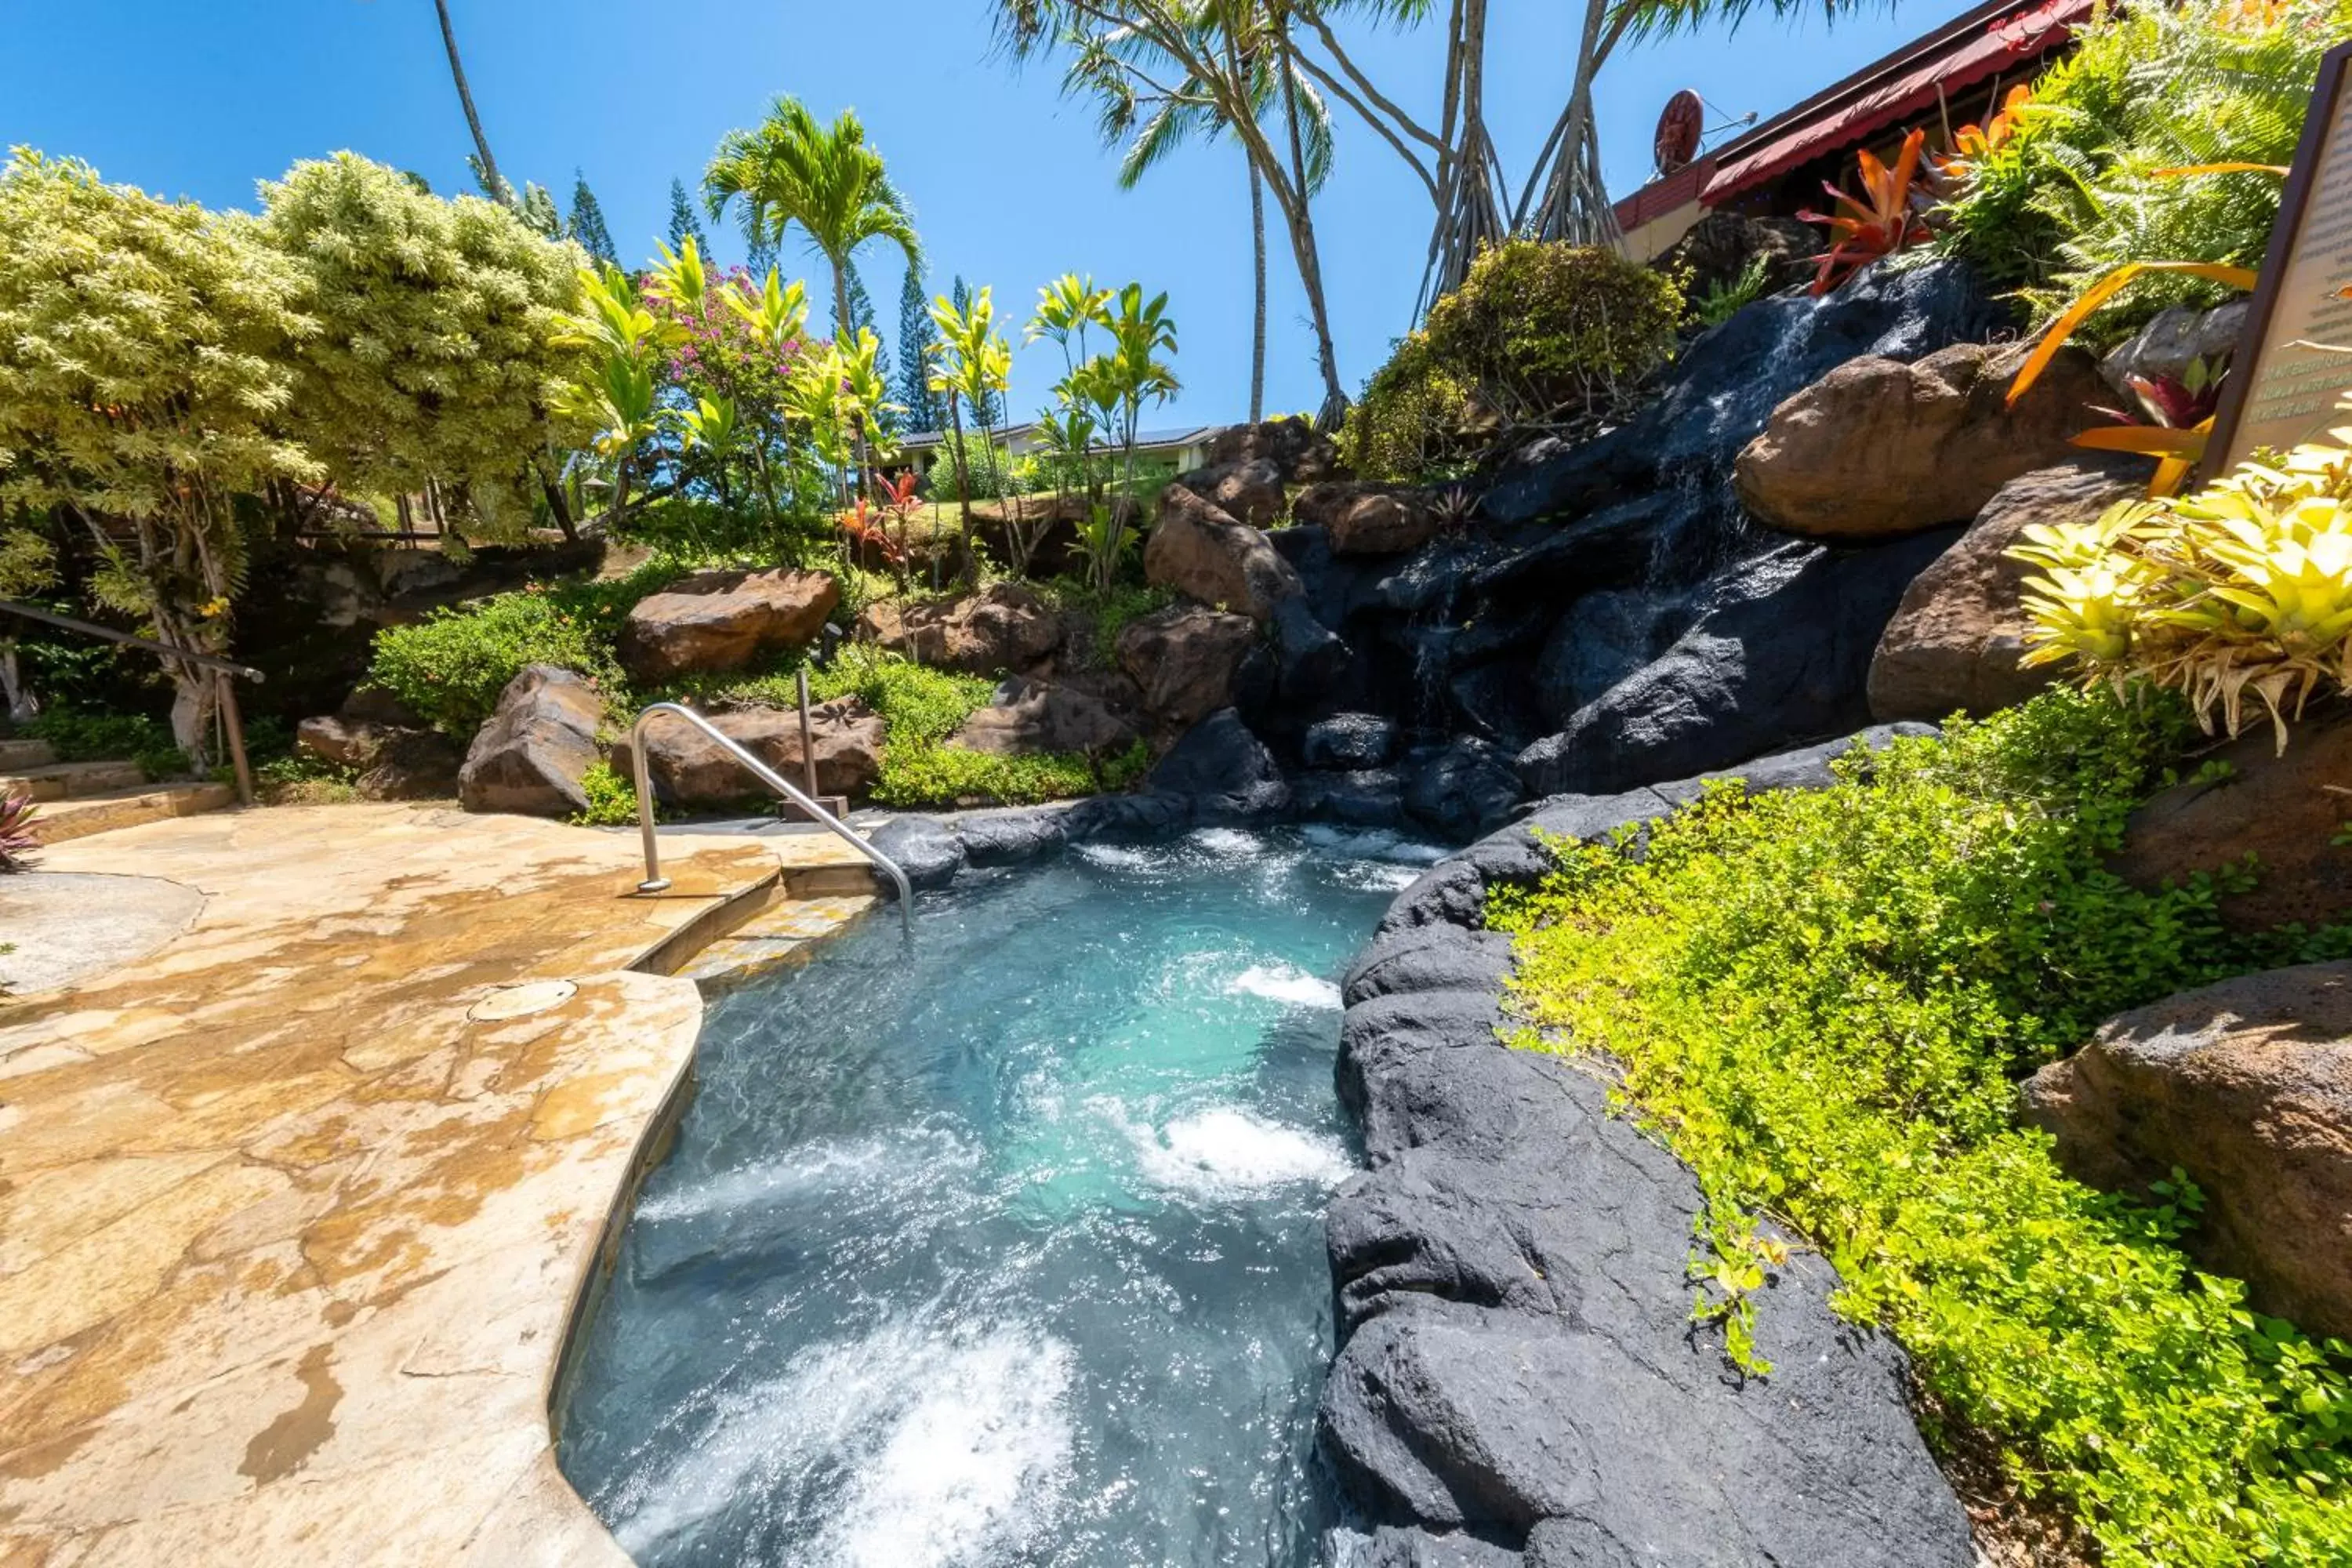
[{"left": 0, "top": 803, "right": 877, "bottom": 1566}]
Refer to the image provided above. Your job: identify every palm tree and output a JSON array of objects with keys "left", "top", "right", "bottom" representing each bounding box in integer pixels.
[
  {"left": 431, "top": 0, "right": 507, "bottom": 205},
  {"left": 1105, "top": 9, "right": 1330, "bottom": 424},
  {"left": 702, "top": 99, "right": 921, "bottom": 362},
  {"left": 1025, "top": 2, "right": 1351, "bottom": 426}
]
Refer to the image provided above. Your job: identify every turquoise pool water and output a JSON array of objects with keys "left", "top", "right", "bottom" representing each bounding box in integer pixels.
[{"left": 557, "top": 824, "right": 1443, "bottom": 1568}]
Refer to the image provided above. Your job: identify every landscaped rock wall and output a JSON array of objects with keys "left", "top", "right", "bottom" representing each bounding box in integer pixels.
[{"left": 1320, "top": 731, "right": 1974, "bottom": 1565}]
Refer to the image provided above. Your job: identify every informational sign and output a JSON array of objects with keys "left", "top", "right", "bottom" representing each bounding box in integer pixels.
[{"left": 2209, "top": 40, "right": 2352, "bottom": 471}]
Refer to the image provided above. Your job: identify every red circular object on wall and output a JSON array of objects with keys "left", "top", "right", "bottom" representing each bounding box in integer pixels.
[{"left": 1654, "top": 89, "right": 1704, "bottom": 175}]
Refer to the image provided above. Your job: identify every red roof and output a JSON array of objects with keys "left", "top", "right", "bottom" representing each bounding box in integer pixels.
[{"left": 1697, "top": 0, "right": 2093, "bottom": 205}]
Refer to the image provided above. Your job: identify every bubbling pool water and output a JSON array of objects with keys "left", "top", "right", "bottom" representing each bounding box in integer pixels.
[{"left": 558, "top": 825, "right": 1439, "bottom": 1568}]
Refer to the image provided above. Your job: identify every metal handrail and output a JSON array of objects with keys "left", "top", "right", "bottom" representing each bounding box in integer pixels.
[{"left": 627, "top": 701, "right": 913, "bottom": 938}]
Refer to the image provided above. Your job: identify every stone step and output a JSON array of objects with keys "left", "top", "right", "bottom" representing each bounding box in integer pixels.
[
  {"left": 24, "top": 782, "right": 237, "bottom": 846},
  {"left": 677, "top": 894, "right": 878, "bottom": 993},
  {"left": 1, "top": 760, "right": 148, "bottom": 802},
  {"left": 0, "top": 739, "right": 57, "bottom": 771}
]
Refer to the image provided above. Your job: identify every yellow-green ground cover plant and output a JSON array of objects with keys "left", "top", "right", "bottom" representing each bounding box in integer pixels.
[{"left": 1492, "top": 691, "right": 2352, "bottom": 1565}]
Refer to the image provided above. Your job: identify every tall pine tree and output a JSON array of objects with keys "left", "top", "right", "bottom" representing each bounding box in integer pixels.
[
  {"left": 950, "top": 275, "right": 1003, "bottom": 426},
  {"left": 896, "top": 262, "right": 943, "bottom": 433},
  {"left": 566, "top": 170, "right": 618, "bottom": 265},
  {"left": 664, "top": 177, "right": 707, "bottom": 255}
]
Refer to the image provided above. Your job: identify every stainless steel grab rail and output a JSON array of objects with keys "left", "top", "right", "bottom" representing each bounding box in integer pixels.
[{"left": 627, "top": 702, "right": 914, "bottom": 938}]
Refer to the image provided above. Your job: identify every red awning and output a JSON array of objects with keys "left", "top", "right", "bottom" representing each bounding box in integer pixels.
[{"left": 1698, "top": 0, "right": 2093, "bottom": 206}]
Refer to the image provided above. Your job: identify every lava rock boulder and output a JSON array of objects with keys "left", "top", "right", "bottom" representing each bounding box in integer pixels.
[
  {"left": 1734, "top": 340, "right": 2111, "bottom": 540},
  {"left": 1868, "top": 458, "right": 2143, "bottom": 722},
  {"left": 616, "top": 568, "right": 839, "bottom": 683},
  {"left": 2024, "top": 960, "right": 2352, "bottom": 1340},
  {"left": 458, "top": 665, "right": 604, "bottom": 817}
]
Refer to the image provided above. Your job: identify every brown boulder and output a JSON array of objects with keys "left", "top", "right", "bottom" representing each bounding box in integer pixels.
[
  {"left": 2110, "top": 709, "right": 2352, "bottom": 932},
  {"left": 610, "top": 698, "right": 884, "bottom": 805},
  {"left": 458, "top": 665, "right": 604, "bottom": 817},
  {"left": 1867, "top": 459, "right": 2144, "bottom": 723},
  {"left": 949, "top": 677, "right": 1141, "bottom": 757},
  {"left": 2022, "top": 961, "right": 2352, "bottom": 1339},
  {"left": 296, "top": 715, "right": 460, "bottom": 800},
  {"left": 1177, "top": 458, "right": 1287, "bottom": 528},
  {"left": 1202, "top": 416, "right": 1343, "bottom": 485},
  {"left": 1115, "top": 603, "right": 1258, "bottom": 728},
  {"left": 856, "top": 582, "right": 1063, "bottom": 674},
  {"left": 1295, "top": 483, "right": 1438, "bottom": 556},
  {"left": 1142, "top": 485, "right": 1301, "bottom": 622},
  {"left": 1734, "top": 341, "right": 2114, "bottom": 540},
  {"left": 616, "top": 568, "right": 839, "bottom": 683}
]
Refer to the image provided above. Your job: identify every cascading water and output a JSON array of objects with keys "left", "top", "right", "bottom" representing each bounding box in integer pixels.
[{"left": 557, "top": 825, "right": 1448, "bottom": 1568}]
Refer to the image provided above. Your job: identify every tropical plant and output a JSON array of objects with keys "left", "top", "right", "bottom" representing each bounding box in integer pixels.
[
  {"left": 551, "top": 261, "right": 677, "bottom": 528},
  {"left": 703, "top": 97, "right": 921, "bottom": 475},
  {"left": 2011, "top": 403, "right": 2352, "bottom": 748},
  {"left": 0, "top": 150, "right": 313, "bottom": 764},
  {"left": 1798, "top": 128, "right": 1933, "bottom": 293},
  {"left": 0, "top": 786, "right": 37, "bottom": 872},
  {"left": 1011, "top": 2, "right": 1350, "bottom": 421},
  {"left": 1690, "top": 252, "right": 1773, "bottom": 327},
  {"left": 260, "top": 152, "right": 588, "bottom": 538},
  {"left": 1065, "top": 283, "right": 1178, "bottom": 591},
  {"left": 926, "top": 286, "right": 1017, "bottom": 579},
  {"left": 1935, "top": 0, "right": 2343, "bottom": 328}
]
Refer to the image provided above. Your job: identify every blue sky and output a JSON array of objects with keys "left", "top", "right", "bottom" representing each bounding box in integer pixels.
[{"left": 2, "top": 0, "right": 1973, "bottom": 423}]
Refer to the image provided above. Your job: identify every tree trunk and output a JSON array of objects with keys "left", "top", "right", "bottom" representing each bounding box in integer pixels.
[
  {"left": 434, "top": 0, "right": 508, "bottom": 205},
  {"left": 1280, "top": 42, "right": 1348, "bottom": 427},
  {"left": 832, "top": 255, "right": 873, "bottom": 502},
  {"left": 1247, "top": 157, "right": 1268, "bottom": 426},
  {"left": 535, "top": 458, "right": 578, "bottom": 542}
]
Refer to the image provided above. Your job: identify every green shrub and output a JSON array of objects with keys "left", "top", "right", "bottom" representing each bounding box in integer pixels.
[
  {"left": 1339, "top": 334, "right": 1481, "bottom": 485},
  {"left": 368, "top": 588, "right": 621, "bottom": 736},
  {"left": 1031, "top": 576, "right": 1174, "bottom": 667},
  {"left": 572, "top": 759, "right": 640, "bottom": 826},
  {"left": 1936, "top": 0, "right": 2347, "bottom": 334},
  {"left": 1493, "top": 690, "right": 2352, "bottom": 1565},
  {"left": 24, "top": 706, "right": 186, "bottom": 779},
  {"left": 1341, "top": 239, "right": 1682, "bottom": 482}
]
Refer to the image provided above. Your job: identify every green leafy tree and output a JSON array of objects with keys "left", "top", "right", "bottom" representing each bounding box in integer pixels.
[
  {"left": 1065, "top": 283, "right": 1177, "bottom": 590},
  {"left": 703, "top": 98, "right": 920, "bottom": 340},
  {"left": 567, "top": 169, "right": 619, "bottom": 265},
  {"left": 0, "top": 149, "right": 314, "bottom": 759},
  {"left": 665, "top": 176, "right": 708, "bottom": 254},
  {"left": 260, "top": 152, "right": 587, "bottom": 537},
  {"left": 702, "top": 99, "right": 921, "bottom": 466},
  {"left": 895, "top": 261, "right": 945, "bottom": 431}
]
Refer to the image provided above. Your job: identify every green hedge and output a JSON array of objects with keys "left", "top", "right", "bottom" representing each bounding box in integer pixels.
[{"left": 1493, "top": 691, "right": 2352, "bottom": 1565}]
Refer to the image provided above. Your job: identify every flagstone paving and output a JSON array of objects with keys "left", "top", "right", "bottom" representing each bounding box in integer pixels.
[{"left": 0, "top": 804, "right": 879, "bottom": 1566}]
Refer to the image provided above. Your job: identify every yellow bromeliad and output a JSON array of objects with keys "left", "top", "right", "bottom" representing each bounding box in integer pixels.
[{"left": 2009, "top": 401, "right": 2352, "bottom": 748}]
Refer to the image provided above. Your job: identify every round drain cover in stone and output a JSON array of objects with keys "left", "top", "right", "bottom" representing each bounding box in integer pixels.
[{"left": 468, "top": 979, "right": 577, "bottom": 1022}]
